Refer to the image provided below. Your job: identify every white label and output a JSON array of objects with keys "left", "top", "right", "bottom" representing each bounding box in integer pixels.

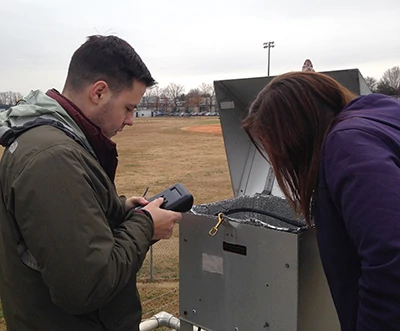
[
  {"left": 8, "top": 141, "right": 18, "bottom": 154},
  {"left": 202, "top": 253, "right": 223, "bottom": 275},
  {"left": 220, "top": 101, "right": 235, "bottom": 109}
]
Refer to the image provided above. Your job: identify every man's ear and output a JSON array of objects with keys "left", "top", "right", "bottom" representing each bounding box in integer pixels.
[{"left": 89, "top": 81, "right": 109, "bottom": 105}]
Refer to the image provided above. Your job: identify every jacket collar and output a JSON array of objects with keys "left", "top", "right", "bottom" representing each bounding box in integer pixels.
[{"left": 46, "top": 89, "right": 118, "bottom": 182}]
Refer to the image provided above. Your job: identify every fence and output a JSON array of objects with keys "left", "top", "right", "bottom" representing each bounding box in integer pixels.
[{"left": 138, "top": 226, "right": 180, "bottom": 321}]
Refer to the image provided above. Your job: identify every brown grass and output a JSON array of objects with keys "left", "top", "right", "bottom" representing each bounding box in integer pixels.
[
  {"left": 113, "top": 117, "right": 232, "bottom": 204},
  {"left": 182, "top": 123, "right": 222, "bottom": 134},
  {"left": 115, "top": 117, "right": 232, "bottom": 324},
  {"left": 0, "top": 117, "right": 233, "bottom": 329}
]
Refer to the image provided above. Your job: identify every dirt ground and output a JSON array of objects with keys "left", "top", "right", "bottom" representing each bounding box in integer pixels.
[
  {"left": 0, "top": 117, "right": 233, "bottom": 329},
  {"left": 183, "top": 123, "right": 222, "bottom": 134}
]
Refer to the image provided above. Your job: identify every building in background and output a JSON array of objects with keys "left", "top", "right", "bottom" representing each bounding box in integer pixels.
[{"left": 135, "top": 109, "right": 154, "bottom": 118}]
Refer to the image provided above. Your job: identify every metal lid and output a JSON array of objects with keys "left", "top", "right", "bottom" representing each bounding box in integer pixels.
[{"left": 214, "top": 69, "right": 371, "bottom": 197}]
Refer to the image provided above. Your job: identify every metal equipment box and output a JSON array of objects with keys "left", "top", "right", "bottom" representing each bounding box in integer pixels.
[{"left": 179, "top": 70, "right": 371, "bottom": 331}]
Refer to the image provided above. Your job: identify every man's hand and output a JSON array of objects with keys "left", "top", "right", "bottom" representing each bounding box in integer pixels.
[
  {"left": 125, "top": 196, "right": 148, "bottom": 211},
  {"left": 143, "top": 198, "right": 182, "bottom": 240}
]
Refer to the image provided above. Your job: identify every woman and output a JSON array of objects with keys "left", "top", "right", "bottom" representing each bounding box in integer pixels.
[{"left": 242, "top": 71, "right": 400, "bottom": 330}]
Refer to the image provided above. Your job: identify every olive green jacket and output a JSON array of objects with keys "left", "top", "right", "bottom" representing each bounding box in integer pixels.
[{"left": 0, "top": 91, "right": 153, "bottom": 330}]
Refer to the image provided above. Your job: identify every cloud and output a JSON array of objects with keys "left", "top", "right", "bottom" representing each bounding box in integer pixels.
[{"left": 0, "top": 0, "right": 399, "bottom": 94}]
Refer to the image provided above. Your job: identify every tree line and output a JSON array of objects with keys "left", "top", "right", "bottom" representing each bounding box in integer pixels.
[
  {"left": 143, "top": 66, "right": 400, "bottom": 113},
  {"left": 0, "top": 84, "right": 216, "bottom": 113},
  {"left": 0, "top": 91, "right": 23, "bottom": 109},
  {"left": 365, "top": 66, "right": 400, "bottom": 95},
  {"left": 2, "top": 67, "right": 398, "bottom": 111},
  {"left": 140, "top": 82, "right": 216, "bottom": 113}
]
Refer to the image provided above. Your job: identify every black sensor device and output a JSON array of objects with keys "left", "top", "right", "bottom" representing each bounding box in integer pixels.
[
  {"left": 135, "top": 183, "right": 193, "bottom": 246},
  {"left": 138, "top": 183, "right": 194, "bottom": 213}
]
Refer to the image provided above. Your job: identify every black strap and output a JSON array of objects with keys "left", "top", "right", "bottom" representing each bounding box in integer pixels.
[
  {"left": 1, "top": 119, "right": 94, "bottom": 272},
  {"left": 0, "top": 118, "right": 94, "bottom": 159}
]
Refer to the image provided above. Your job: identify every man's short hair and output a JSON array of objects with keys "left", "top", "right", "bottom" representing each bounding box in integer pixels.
[{"left": 65, "top": 35, "right": 156, "bottom": 92}]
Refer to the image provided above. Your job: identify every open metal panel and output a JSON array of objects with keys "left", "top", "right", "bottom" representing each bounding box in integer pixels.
[{"left": 214, "top": 68, "right": 371, "bottom": 198}]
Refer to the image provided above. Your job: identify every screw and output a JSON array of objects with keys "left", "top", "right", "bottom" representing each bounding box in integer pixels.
[
  {"left": 234, "top": 328, "right": 239, "bottom": 331},
  {"left": 285, "top": 263, "right": 290, "bottom": 268},
  {"left": 192, "top": 309, "right": 197, "bottom": 314},
  {"left": 263, "top": 322, "right": 270, "bottom": 328}
]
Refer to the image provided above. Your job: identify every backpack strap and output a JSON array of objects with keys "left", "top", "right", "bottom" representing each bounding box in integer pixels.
[
  {"left": 0, "top": 118, "right": 97, "bottom": 159},
  {"left": 1, "top": 118, "right": 96, "bottom": 272}
]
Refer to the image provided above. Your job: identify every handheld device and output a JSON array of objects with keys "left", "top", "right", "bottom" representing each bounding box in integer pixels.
[
  {"left": 137, "top": 182, "right": 194, "bottom": 213},
  {"left": 137, "top": 183, "right": 193, "bottom": 246}
]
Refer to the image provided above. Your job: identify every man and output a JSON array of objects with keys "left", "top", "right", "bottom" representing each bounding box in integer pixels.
[{"left": 0, "top": 35, "right": 182, "bottom": 331}]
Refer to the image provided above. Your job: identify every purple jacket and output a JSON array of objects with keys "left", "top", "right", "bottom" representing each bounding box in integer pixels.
[{"left": 315, "top": 94, "right": 400, "bottom": 331}]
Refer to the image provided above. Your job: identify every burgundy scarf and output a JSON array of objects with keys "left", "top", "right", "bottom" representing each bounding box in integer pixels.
[{"left": 46, "top": 89, "right": 118, "bottom": 182}]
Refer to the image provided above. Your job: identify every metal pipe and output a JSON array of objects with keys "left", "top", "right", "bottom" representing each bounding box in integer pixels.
[{"left": 139, "top": 311, "right": 180, "bottom": 331}]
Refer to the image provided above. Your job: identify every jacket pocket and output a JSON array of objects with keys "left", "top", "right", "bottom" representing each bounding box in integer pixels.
[{"left": 97, "top": 278, "right": 142, "bottom": 331}]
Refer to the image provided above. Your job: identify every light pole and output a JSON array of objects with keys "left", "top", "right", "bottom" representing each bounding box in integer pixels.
[{"left": 263, "top": 41, "right": 275, "bottom": 76}]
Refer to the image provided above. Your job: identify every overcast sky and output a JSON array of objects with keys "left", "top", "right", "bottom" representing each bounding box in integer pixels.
[{"left": 1, "top": 0, "right": 399, "bottom": 95}]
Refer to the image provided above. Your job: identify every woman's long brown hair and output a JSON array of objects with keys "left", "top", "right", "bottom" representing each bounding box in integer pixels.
[{"left": 242, "top": 71, "right": 356, "bottom": 224}]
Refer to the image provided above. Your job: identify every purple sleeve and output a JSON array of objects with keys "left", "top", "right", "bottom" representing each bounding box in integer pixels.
[{"left": 324, "top": 128, "right": 400, "bottom": 330}]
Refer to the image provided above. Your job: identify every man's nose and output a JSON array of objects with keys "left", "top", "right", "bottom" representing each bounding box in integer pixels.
[{"left": 124, "top": 112, "right": 134, "bottom": 126}]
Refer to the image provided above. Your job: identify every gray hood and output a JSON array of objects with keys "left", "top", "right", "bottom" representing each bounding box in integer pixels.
[{"left": 0, "top": 90, "right": 94, "bottom": 155}]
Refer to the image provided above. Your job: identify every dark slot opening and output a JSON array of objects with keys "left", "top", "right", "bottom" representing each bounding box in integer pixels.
[{"left": 223, "top": 241, "right": 247, "bottom": 256}]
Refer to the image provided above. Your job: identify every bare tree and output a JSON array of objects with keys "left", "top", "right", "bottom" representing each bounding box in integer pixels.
[
  {"left": 142, "top": 88, "right": 156, "bottom": 109},
  {"left": 365, "top": 76, "right": 378, "bottom": 93},
  {"left": 164, "top": 83, "right": 185, "bottom": 112},
  {"left": 159, "top": 87, "right": 173, "bottom": 113},
  {"left": 377, "top": 66, "right": 400, "bottom": 95},
  {"left": 199, "top": 83, "right": 215, "bottom": 112},
  {"left": 186, "top": 88, "right": 202, "bottom": 112},
  {"left": 141, "top": 85, "right": 165, "bottom": 111},
  {"left": 0, "top": 91, "right": 23, "bottom": 106}
]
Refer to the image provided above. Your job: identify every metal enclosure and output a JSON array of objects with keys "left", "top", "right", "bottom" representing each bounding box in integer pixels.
[
  {"left": 179, "top": 69, "right": 371, "bottom": 330},
  {"left": 179, "top": 211, "right": 335, "bottom": 331}
]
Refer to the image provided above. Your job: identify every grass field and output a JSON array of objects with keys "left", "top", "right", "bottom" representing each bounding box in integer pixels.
[
  {"left": 113, "top": 116, "right": 232, "bottom": 204},
  {"left": 0, "top": 116, "right": 233, "bottom": 329}
]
